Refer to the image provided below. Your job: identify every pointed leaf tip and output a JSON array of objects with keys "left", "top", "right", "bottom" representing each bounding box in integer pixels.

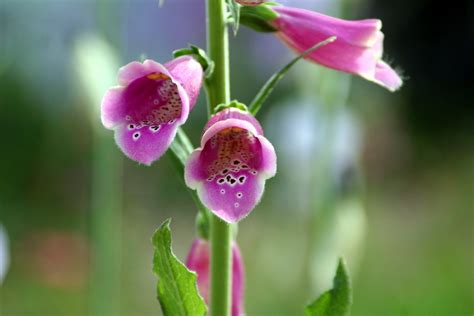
[
  {"left": 305, "top": 258, "right": 352, "bottom": 316},
  {"left": 152, "top": 219, "right": 207, "bottom": 316}
]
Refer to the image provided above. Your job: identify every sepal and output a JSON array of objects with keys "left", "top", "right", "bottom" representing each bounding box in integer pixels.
[
  {"left": 239, "top": 4, "right": 280, "bottom": 32},
  {"left": 213, "top": 100, "right": 249, "bottom": 114}
]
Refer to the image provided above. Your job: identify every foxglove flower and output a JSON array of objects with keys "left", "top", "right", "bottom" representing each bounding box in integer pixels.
[
  {"left": 186, "top": 238, "right": 244, "bottom": 316},
  {"left": 101, "top": 56, "right": 203, "bottom": 165},
  {"left": 270, "top": 6, "right": 402, "bottom": 91},
  {"left": 185, "top": 108, "right": 277, "bottom": 222}
]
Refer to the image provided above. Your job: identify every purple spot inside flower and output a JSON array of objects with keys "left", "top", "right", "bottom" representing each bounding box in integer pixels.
[
  {"left": 201, "top": 127, "right": 262, "bottom": 180},
  {"left": 122, "top": 74, "right": 182, "bottom": 127}
]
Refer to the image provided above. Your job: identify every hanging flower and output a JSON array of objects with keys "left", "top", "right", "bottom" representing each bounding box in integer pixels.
[
  {"left": 185, "top": 108, "right": 277, "bottom": 223},
  {"left": 101, "top": 56, "right": 203, "bottom": 165},
  {"left": 268, "top": 6, "right": 402, "bottom": 91},
  {"left": 186, "top": 238, "right": 244, "bottom": 316}
]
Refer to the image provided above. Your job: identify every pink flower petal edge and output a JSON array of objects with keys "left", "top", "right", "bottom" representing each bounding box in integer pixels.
[
  {"left": 184, "top": 108, "right": 277, "bottom": 223},
  {"left": 101, "top": 56, "right": 203, "bottom": 165},
  {"left": 186, "top": 238, "right": 244, "bottom": 316},
  {"left": 272, "top": 6, "right": 402, "bottom": 91}
]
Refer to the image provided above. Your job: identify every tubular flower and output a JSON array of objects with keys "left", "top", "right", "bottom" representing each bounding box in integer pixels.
[
  {"left": 184, "top": 108, "right": 277, "bottom": 223},
  {"left": 186, "top": 238, "right": 244, "bottom": 316},
  {"left": 270, "top": 6, "right": 402, "bottom": 91},
  {"left": 101, "top": 56, "right": 203, "bottom": 165}
]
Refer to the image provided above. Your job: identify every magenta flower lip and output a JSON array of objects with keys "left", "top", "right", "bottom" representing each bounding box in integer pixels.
[
  {"left": 271, "top": 6, "right": 403, "bottom": 91},
  {"left": 186, "top": 238, "right": 244, "bottom": 316},
  {"left": 101, "top": 56, "right": 203, "bottom": 165},
  {"left": 185, "top": 108, "right": 277, "bottom": 223}
]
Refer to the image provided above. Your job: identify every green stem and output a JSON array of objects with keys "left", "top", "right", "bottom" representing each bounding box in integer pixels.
[
  {"left": 206, "top": 0, "right": 233, "bottom": 315},
  {"left": 206, "top": 0, "right": 230, "bottom": 107}
]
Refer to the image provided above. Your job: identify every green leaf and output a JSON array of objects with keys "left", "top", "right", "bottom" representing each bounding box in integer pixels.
[
  {"left": 249, "top": 36, "right": 336, "bottom": 115},
  {"left": 305, "top": 258, "right": 352, "bottom": 316},
  {"left": 152, "top": 219, "right": 207, "bottom": 316},
  {"left": 226, "top": 0, "right": 241, "bottom": 36}
]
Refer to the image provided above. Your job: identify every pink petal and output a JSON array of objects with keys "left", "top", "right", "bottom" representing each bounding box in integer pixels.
[
  {"left": 256, "top": 135, "right": 277, "bottom": 177},
  {"left": 273, "top": 7, "right": 381, "bottom": 48},
  {"left": 186, "top": 239, "right": 210, "bottom": 302},
  {"left": 101, "top": 86, "right": 126, "bottom": 129},
  {"left": 101, "top": 57, "right": 205, "bottom": 165},
  {"left": 203, "top": 108, "right": 264, "bottom": 136},
  {"left": 231, "top": 244, "right": 244, "bottom": 316},
  {"left": 271, "top": 6, "right": 403, "bottom": 91},
  {"left": 118, "top": 59, "right": 169, "bottom": 86},
  {"left": 165, "top": 56, "right": 204, "bottom": 110},
  {"left": 184, "top": 149, "right": 207, "bottom": 188},
  {"left": 373, "top": 60, "right": 403, "bottom": 92},
  {"left": 200, "top": 170, "right": 266, "bottom": 223},
  {"left": 200, "top": 118, "right": 259, "bottom": 148},
  {"left": 102, "top": 66, "right": 191, "bottom": 165},
  {"left": 102, "top": 61, "right": 190, "bottom": 132},
  {"left": 275, "top": 21, "right": 378, "bottom": 78},
  {"left": 115, "top": 122, "right": 179, "bottom": 165}
]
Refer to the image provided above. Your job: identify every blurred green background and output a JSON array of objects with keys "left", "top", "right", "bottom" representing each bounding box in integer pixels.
[{"left": 0, "top": 0, "right": 472, "bottom": 315}]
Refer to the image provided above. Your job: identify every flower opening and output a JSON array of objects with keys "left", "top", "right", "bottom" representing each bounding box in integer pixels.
[
  {"left": 185, "top": 108, "right": 276, "bottom": 222},
  {"left": 101, "top": 56, "right": 203, "bottom": 165}
]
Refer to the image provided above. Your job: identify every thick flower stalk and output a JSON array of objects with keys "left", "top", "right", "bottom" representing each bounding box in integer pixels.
[
  {"left": 101, "top": 56, "right": 203, "bottom": 165},
  {"left": 269, "top": 5, "right": 402, "bottom": 91},
  {"left": 186, "top": 238, "right": 244, "bottom": 316},
  {"left": 185, "top": 108, "right": 277, "bottom": 223}
]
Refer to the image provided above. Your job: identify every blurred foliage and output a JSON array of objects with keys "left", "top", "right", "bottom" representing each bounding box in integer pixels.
[{"left": 0, "top": 0, "right": 473, "bottom": 315}]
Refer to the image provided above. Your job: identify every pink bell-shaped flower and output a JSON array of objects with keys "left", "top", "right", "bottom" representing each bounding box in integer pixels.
[
  {"left": 271, "top": 6, "right": 402, "bottom": 91},
  {"left": 186, "top": 238, "right": 244, "bottom": 316},
  {"left": 101, "top": 56, "right": 203, "bottom": 165},
  {"left": 184, "top": 108, "right": 277, "bottom": 223}
]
